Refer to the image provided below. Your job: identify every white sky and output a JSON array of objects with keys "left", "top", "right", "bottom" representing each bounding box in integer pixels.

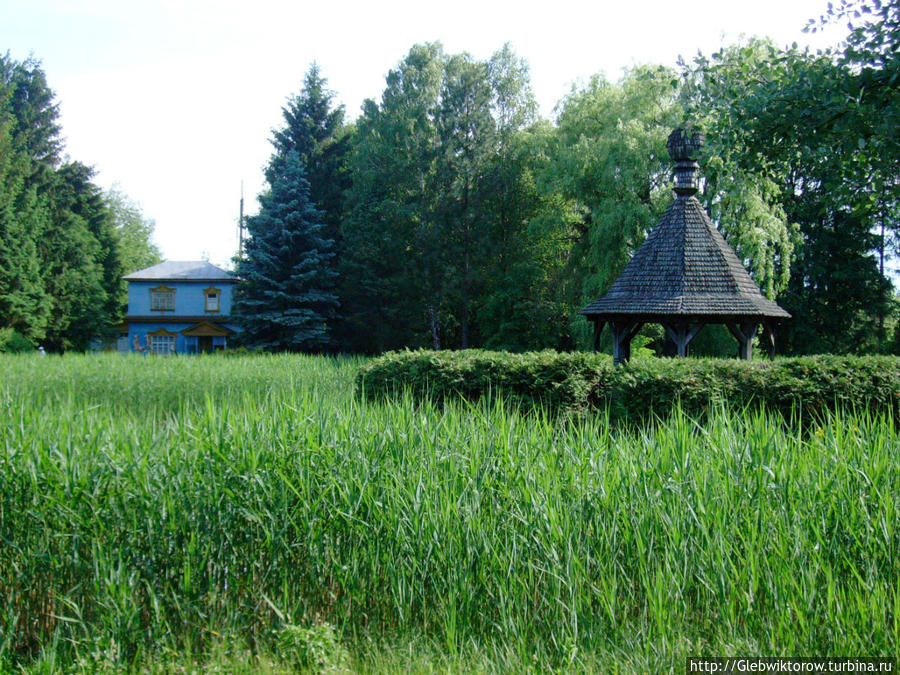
[{"left": 3, "top": 0, "right": 847, "bottom": 270}]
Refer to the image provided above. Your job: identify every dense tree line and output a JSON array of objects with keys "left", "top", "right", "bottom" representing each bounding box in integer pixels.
[
  {"left": 238, "top": 0, "right": 899, "bottom": 356},
  {"left": 16, "top": 2, "right": 895, "bottom": 357},
  {"left": 0, "top": 54, "right": 161, "bottom": 352},
  {"left": 682, "top": 0, "right": 900, "bottom": 354}
]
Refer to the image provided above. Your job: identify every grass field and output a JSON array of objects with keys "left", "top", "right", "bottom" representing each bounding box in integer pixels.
[{"left": 1, "top": 353, "right": 898, "bottom": 673}]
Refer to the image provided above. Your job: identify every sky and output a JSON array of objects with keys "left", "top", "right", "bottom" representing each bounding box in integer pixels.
[{"left": 3, "top": 0, "right": 848, "bottom": 270}]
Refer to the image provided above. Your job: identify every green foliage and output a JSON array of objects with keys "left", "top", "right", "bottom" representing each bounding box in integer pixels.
[
  {"left": 41, "top": 162, "right": 114, "bottom": 351},
  {"left": 274, "top": 623, "right": 349, "bottom": 674},
  {"left": 340, "top": 42, "right": 453, "bottom": 352},
  {"left": 357, "top": 348, "right": 608, "bottom": 412},
  {"left": 0, "top": 327, "right": 33, "bottom": 353},
  {"left": 0, "top": 54, "right": 154, "bottom": 351},
  {"left": 250, "top": 64, "right": 348, "bottom": 349},
  {"left": 0, "top": 55, "right": 52, "bottom": 342},
  {"left": 541, "top": 64, "right": 793, "bottom": 350},
  {"left": 679, "top": 40, "right": 800, "bottom": 300},
  {"left": 358, "top": 349, "right": 900, "bottom": 421},
  {"left": 341, "top": 43, "right": 571, "bottom": 353},
  {"left": 268, "top": 62, "right": 350, "bottom": 245},
  {"left": 1, "top": 353, "right": 898, "bottom": 671},
  {"left": 681, "top": 33, "right": 898, "bottom": 354},
  {"left": 550, "top": 66, "right": 684, "bottom": 310},
  {"left": 233, "top": 152, "right": 338, "bottom": 351},
  {"left": 603, "top": 354, "right": 900, "bottom": 421},
  {"left": 287, "top": 29, "right": 897, "bottom": 356}
]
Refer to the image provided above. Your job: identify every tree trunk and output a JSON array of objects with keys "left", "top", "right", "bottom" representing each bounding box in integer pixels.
[
  {"left": 461, "top": 242, "right": 470, "bottom": 349},
  {"left": 428, "top": 303, "right": 441, "bottom": 350},
  {"left": 878, "top": 195, "right": 886, "bottom": 337},
  {"left": 460, "top": 173, "right": 471, "bottom": 349}
]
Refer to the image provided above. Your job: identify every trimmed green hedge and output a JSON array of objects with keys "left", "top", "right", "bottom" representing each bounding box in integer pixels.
[{"left": 356, "top": 350, "right": 900, "bottom": 421}]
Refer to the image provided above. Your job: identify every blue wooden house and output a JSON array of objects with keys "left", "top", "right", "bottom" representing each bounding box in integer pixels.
[{"left": 123, "top": 261, "right": 238, "bottom": 354}]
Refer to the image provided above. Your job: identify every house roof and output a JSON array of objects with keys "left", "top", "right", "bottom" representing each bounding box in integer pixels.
[
  {"left": 580, "top": 129, "right": 790, "bottom": 322},
  {"left": 123, "top": 261, "right": 234, "bottom": 282}
]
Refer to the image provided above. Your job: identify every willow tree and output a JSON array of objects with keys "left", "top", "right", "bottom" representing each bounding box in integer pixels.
[
  {"left": 682, "top": 34, "right": 896, "bottom": 353},
  {"left": 546, "top": 66, "right": 684, "bottom": 348}
]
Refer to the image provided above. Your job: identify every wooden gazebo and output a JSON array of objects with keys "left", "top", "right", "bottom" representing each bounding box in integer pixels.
[{"left": 580, "top": 128, "right": 790, "bottom": 365}]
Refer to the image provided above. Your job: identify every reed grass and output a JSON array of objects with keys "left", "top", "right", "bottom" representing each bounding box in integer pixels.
[{"left": 1, "top": 353, "right": 897, "bottom": 673}]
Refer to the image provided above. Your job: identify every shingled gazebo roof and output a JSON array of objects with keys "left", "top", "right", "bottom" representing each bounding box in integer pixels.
[
  {"left": 580, "top": 128, "right": 790, "bottom": 363},
  {"left": 580, "top": 196, "right": 790, "bottom": 320}
]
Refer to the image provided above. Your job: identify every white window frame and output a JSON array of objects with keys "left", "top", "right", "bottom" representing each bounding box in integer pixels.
[
  {"left": 149, "top": 334, "right": 176, "bottom": 355},
  {"left": 204, "top": 287, "right": 220, "bottom": 313},
  {"left": 150, "top": 286, "right": 176, "bottom": 312}
]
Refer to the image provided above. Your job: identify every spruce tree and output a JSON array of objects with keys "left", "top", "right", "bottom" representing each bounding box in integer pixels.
[
  {"left": 269, "top": 63, "right": 349, "bottom": 244},
  {"left": 0, "top": 54, "right": 139, "bottom": 351},
  {"left": 233, "top": 151, "right": 338, "bottom": 351},
  {"left": 267, "top": 64, "right": 349, "bottom": 345},
  {"left": 0, "top": 55, "right": 53, "bottom": 343}
]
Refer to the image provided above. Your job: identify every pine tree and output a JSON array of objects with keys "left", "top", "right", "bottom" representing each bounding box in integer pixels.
[
  {"left": 0, "top": 54, "right": 55, "bottom": 344},
  {"left": 263, "top": 64, "right": 349, "bottom": 344},
  {"left": 0, "top": 117, "right": 50, "bottom": 343},
  {"left": 41, "top": 162, "right": 115, "bottom": 351},
  {"left": 0, "top": 54, "right": 139, "bottom": 350},
  {"left": 233, "top": 152, "right": 338, "bottom": 351},
  {"left": 270, "top": 63, "right": 349, "bottom": 249}
]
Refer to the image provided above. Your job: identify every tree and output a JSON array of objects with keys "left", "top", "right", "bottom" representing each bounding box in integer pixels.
[
  {"left": 436, "top": 53, "right": 495, "bottom": 348},
  {"left": 0, "top": 75, "right": 49, "bottom": 343},
  {"left": 340, "top": 43, "right": 572, "bottom": 352},
  {"left": 264, "top": 64, "right": 350, "bottom": 345},
  {"left": 678, "top": 41, "right": 801, "bottom": 305},
  {"left": 475, "top": 46, "right": 573, "bottom": 351},
  {"left": 40, "top": 162, "right": 115, "bottom": 351},
  {"left": 0, "top": 54, "right": 64, "bottom": 346},
  {"left": 0, "top": 53, "right": 165, "bottom": 350},
  {"left": 1, "top": 53, "right": 61, "bottom": 174},
  {"left": 546, "top": 66, "right": 685, "bottom": 348},
  {"left": 681, "top": 36, "right": 897, "bottom": 353},
  {"left": 269, "top": 63, "right": 350, "bottom": 244},
  {"left": 233, "top": 152, "right": 338, "bottom": 351},
  {"left": 341, "top": 43, "right": 446, "bottom": 352},
  {"left": 0, "top": 54, "right": 137, "bottom": 351},
  {"left": 786, "top": 209, "right": 892, "bottom": 353},
  {"left": 478, "top": 120, "right": 575, "bottom": 351},
  {"left": 811, "top": 0, "right": 900, "bottom": 287}
]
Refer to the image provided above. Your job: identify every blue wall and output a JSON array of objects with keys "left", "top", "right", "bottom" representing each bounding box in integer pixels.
[
  {"left": 128, "top": 280, "right": 233, "bottom": 316},
  {"left": 128, "top": 321, "right": 233, "bottom": 354}
]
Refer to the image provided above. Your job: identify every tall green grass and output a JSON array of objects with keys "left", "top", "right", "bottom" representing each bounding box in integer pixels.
[{"left": 1, "top": 353, "right": 898, "bottom": 672}]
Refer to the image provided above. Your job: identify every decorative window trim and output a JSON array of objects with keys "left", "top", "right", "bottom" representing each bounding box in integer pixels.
[
  {"left": 150, "top": 285, "right": 176, "bottom": 312},
  {"left": 147, "top": 328, "right": 177, "bottom": 355},
  {"left": 203, "top": 286, "right": 221, "bottom": 314}
]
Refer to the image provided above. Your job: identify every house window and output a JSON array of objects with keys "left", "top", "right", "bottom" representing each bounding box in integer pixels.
[
  {"left": 148, "top": 333, "right": 176, "bottom": 355},
  {"left": 150, "top": 286, "right": 176, "bottom": 312},
  {"left": 204, "top": 286, "right": 220, "bottom": 313}
]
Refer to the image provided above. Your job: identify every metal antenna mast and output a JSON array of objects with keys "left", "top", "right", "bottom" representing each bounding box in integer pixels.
[{"left": 238, "top": 181, "right": 245, "bottom": 258}]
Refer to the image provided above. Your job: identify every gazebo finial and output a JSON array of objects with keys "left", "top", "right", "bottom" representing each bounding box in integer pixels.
[{"left": 666, "top": 128, "right": 705, "bottom": 196}]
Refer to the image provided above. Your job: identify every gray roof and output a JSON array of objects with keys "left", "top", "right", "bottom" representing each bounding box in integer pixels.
[
  {"left": 580, "top": 194, "right": 790, "bottom": 320},
  {"left": 123, "top": 261, "right": 234, "bottom": 282}
]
